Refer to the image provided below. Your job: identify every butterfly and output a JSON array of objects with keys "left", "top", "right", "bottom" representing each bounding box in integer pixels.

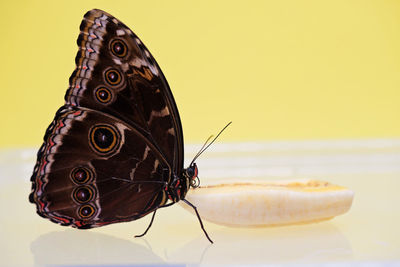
[{"left": 29, "top": 9, "right": 216, "bottom": 243}]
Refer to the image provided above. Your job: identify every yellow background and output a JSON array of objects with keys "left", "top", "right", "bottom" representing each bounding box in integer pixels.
[{"left": 1, "top": 0, "right": 399, "bottom": 147}]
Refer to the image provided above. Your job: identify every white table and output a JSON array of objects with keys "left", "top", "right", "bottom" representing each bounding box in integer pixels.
[{"left": 1, "top": 139, "right": 399, "bottom": 266}]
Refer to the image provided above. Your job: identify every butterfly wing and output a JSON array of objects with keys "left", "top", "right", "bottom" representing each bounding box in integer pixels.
[
  {"left": 30, "top": 106, "right": 173, "bottom": 228},
  {"left": 30, "top": 9, "right": 184, "bottom": 228},
  {"left": 66, "top": 9, "right": 183, "bottom": 171}
]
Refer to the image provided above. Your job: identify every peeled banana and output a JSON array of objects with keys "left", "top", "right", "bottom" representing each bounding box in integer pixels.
[{"left": 181, "top": 179, "right": 354, "bottom": 227}]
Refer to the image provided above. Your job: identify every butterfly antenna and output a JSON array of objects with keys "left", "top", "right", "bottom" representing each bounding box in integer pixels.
[
  {"left": 191, "top": 135, "right": 214, "bottom": 163},
  {"left": 190, "top": 122, "right": 232, "bottom": 166}
]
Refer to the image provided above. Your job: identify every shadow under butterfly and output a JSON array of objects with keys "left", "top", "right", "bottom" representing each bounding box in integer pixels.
[{"left": 29, "top": 9, "right": 231, "bottom": 244}]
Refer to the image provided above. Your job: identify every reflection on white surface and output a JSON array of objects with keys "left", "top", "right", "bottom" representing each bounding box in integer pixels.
[
  {"left": 172, "top": 224, "right": 353, "bottom": 265},
  {"left": 31, "top": 230, "right": 164, "bottom": 265},
  {"left": 29, "top": 224, "right": 352, "bottom": 266},
  {"left": 1, "top": 140, "right": 400, "bottom": 266}
]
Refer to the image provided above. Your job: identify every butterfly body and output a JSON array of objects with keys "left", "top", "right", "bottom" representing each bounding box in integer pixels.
[{"left": 29, "top": 9, "right": 201, "bottom": 233}]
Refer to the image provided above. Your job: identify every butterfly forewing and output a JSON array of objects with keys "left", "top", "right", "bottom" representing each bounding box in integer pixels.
[
  {"left": 66, "top": 9, "right": 183, "bottom": 170},
  {"left": 30, "top": 9, "right": 184, "bottom": 228}
]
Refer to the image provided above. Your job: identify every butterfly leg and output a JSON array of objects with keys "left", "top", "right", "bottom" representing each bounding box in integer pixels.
[
  {"left": 135, "top": 209, "right": 157, "bottom": 238},
  {"left": 134, "top": 202, "right": 175, "bottom": 238},
  {"left": 182, "top": 199, "right": 214, "bottom": 244}
]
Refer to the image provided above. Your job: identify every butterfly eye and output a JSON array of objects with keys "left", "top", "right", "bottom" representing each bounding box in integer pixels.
[
  {"left": 94, "top": 87, "right": 113, "bottom": 104},
  {"left": 71, "top": 167, "right": 93, "bottom": 184},
  {"left": 89, "top": 124, "right": 120, "bottom": 154},
  {"left": 186, "top": 168, "right": 194, "bottom": 178},
  {"left": 110, "top": 39, "right": 127, "bottom": 58},
  {"left": 104, "top": 69, "right": 122, "bottom": 86},
  {"left": 73, "top": 186, "right": 95, "bottom": 204},
  {"left": 78, "top": 204, "right": 96, "bottom": 219}
]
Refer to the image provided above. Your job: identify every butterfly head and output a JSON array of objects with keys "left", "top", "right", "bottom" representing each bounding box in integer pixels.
[{"left": 184, "top": 163, "right": 200, "bottom": 188}]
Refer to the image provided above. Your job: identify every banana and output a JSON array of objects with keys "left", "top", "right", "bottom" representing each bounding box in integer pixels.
[{"left": 181, "top": 179, "right": 354, "bottom": 227}]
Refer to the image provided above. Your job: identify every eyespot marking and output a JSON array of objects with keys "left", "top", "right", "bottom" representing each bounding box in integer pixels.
[
  {"left": 89, "top": 124, "right": 120, "bottom": 155},
  {"left": 70, "top": 167, "right": 94, "bottom": 184},
  {"left": 78, "top": 204, "right": 96, "bottom": 219},
  {"left": 94, "top": 87, "right": 113, "bottom": 104},
  {"left": 110, "top": 39, "right": 128, "bottom": 58},
  {"left": 104, "top": 69, "right": 122, "bottom": 86},
  {"left": 73, "top": 186, "right": 95, "bottom": 204}
]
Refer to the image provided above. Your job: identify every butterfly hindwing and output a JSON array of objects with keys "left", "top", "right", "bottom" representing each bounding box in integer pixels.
[{"left": 30, "top": 105, "right": 170, "bottom": 228}]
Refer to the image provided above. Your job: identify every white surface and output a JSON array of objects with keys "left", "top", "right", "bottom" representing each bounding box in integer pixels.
[{"left": 1, "top": 139, "right": 400, "bottom": 266}]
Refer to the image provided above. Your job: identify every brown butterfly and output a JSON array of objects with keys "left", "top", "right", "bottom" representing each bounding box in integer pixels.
[{"left": 29, "top": 9, "right": 214, "bottom": 243}]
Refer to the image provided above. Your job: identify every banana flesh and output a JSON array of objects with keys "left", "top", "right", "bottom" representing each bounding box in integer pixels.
[{"left": 181, "top": 180, "right": 354, "bottom": 227}]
